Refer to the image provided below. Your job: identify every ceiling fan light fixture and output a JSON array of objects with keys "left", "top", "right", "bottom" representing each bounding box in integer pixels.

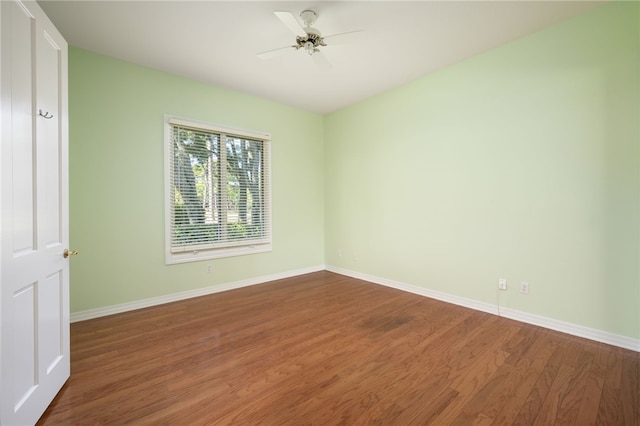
[
  {"left": 295, "top": 32, "right": 326, "bottom": 54},
  {"left": 304, "top": 41, "right": 315, "bottom": 55}
]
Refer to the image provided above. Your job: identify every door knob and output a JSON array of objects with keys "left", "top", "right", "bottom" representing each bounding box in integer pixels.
[{"left": 63, "top": 249, "right": 78, "bottom": 258}]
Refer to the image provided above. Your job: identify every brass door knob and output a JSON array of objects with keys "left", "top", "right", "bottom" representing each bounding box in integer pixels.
[{"left": 63, "top": 249, "right": 78, "bottom": 258}]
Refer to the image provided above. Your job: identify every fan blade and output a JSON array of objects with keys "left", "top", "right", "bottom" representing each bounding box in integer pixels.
[
  {"left": 274, "top": 11, "right": 307, "bottom": 38},
  {"left": 312, "top": 51, "right": 332, "bottom": 71},
  {"left": 257, "top": 45, "right": 297, "bottom": 59},
  {"left": 323, "top": 30, "right": 364, "bottom": 46}
]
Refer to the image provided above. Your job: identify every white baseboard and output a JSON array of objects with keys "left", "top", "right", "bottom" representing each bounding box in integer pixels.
[
  {"left": 326, "top": 265, "right": 640, "bottom": 352},
  {"left": 499, "top": 308, "right": 640, "bottom": 352},
  {"left": 70, "top": 264, "right": 325, "bottom": 323},
  {"left": 326, "top": 266, "right": 499, "bottom": 316},
  {"left": 71, "top": 264, "right": 639, "bottom": 352}
]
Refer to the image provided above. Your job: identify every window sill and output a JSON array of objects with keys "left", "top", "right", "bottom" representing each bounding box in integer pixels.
[{"left": 165, "top": 243, "right": 272, "bottom": 265}]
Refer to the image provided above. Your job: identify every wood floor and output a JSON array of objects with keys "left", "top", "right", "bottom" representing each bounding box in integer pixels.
[{"left": 38, "top": 271, "right": 639, "bottom": 425}]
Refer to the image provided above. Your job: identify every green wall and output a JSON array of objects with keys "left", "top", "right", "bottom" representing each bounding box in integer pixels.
[
  {"left": 324, "top": 2, "right": 639, "bottom": 339},
  {"left": 70, "top": 2, "right": 639, "bottom": 341},
  {"left": 69, "top": 49, "right": 325, "bottom": 312}
]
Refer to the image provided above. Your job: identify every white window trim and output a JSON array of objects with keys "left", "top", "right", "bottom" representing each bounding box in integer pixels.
[{"left": 164, "top": 115, "right": 272, "bottom": 265}]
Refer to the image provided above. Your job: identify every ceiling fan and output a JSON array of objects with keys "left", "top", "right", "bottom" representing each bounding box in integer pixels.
[{"left": 257, "top": 10, "right": 362, "bottom": 70}]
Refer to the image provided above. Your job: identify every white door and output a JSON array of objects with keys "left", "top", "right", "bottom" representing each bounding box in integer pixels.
[{"left": 1, "top": 1, "right": 70, "bottom": 425}]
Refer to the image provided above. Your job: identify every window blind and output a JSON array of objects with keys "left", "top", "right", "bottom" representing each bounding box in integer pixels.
[{"left": 167, "top": 119, "right": 271, "bottom": 260}]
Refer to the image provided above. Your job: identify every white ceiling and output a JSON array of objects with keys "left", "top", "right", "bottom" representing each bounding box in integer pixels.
[{"left": 39, "top": 0, "right": 603, "bottom": 114}]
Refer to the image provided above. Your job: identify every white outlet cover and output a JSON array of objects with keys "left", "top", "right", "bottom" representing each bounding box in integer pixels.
[
  {"left": 520, "top": 281, "right": 529, "bottom": 294},
  {"left": 498, "top": 278, "right": 507, "bottom": 290}
]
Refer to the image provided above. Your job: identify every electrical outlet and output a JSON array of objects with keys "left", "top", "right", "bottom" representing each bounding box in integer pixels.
[
  {"left": 520, "top": 281, "right": 529, "bottom": 294},
  {"left": 498, "top": 278, "right": 507, "bottom": 290},
  {"left": 207, "top": 265, "right": 212, "bottom": 273}
]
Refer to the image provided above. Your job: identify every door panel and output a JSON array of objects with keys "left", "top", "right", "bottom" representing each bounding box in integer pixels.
[
  {"left": 12, "top": 283, "right": 37, "bottom": 411},
  {"left": 9, "top": 1, "right": 36, "bottom": 255},
  {"left": 38, "top": 29, "right": 62, "bottom": 249},
  {"left": 41, "top": 271, "right": 64, "bottom": 374}
]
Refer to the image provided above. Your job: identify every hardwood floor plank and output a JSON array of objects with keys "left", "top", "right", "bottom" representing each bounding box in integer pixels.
[
  {"left": 619, "top": 348, "right": 640, "bottom": 426},
  {"left": 513, "top": 332, "right": 566, "bottom": 424},
  {"left": 574, "top": 343, "right": 608, "bottom": 425},
  {"left": 596, "top": 345, "right": 625, "bottom": 425},
  {"left": 489, "top": 329, "right": 559, "bottom": 425},
  {"left": 36, "top": 271, "right": 639, "bottom": 425},
  {"left": 552, "top": 348, "right": 594, "bottom": 425},
  {"left": 532, "top": 339, "right": 582, "bottom": 425}
]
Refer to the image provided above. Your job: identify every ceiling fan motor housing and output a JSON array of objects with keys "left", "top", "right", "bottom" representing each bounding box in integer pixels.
[{"left": 300, "top": 9, "right": 318, "bottom": 26}]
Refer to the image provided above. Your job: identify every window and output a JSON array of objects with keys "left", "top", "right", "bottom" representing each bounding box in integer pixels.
[{"left": 165, "top": 116, "right": 271, "bottom": 264}]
